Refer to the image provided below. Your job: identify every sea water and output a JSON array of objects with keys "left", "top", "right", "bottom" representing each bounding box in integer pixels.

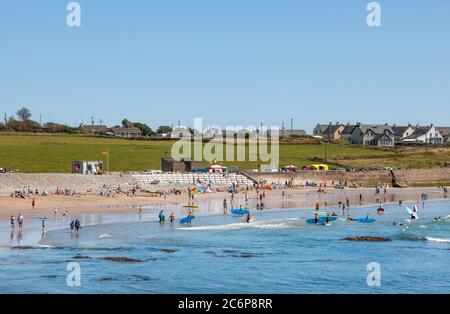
[{"left": 0, "top": 201, "right": 449, "bottom": 293}]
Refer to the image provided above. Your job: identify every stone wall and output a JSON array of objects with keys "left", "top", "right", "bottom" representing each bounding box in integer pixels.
[
  {"left": 0, "top": 173, "right": 136, "bottom": 196},
  {"left": 246, "top": 168, "right": 450, "bottom": 186}
]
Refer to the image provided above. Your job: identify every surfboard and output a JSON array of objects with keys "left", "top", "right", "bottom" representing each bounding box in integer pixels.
[
  {"left": 309, "top": 211, "right": 328, "bottom": 217},
  {"left": 404, "top": 207, "right": 419, "bottom": 219},
  {"left": 32, "top": 216, "right": 48, "bottom": 220},
  {"left": 306, "top": 217, "right": 337, "bottom": 224},
  {"left": 231, "top": 209, "right": 249, "bottom": 215},
  {"left": 404, "top": 206, "right": 414, "bottom": 215},
  {"left": 180, "top": 215, "right": 195, "bottom": 224},
  {"left": 183, "top": 205, "right": 199, "bottom": 209},
  {"left": 357, "top": 218, "right": 376, "bottom": 223}
]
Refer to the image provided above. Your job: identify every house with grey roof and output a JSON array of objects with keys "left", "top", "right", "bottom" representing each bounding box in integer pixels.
[
  {"left": 111, "top": 127, "right": 142, "bottom": 138},
  {"left": 350, "top": 124, "right": 395, "bottom": 147},
  {"left": 401, "top": 125, "right": 443, "bottom": 144},
  {"left": 322, "top": 124, "right": 345, "bottom": 140},
  {"left": 280, "top": 129, "right": 307, "bottom": 137},
  {"left": 79, "top": 124, "right": 109, "bottom": 135},
  {"left": 393, "top": 124, "right": 415, "bottom": 141},
  {"left": 341, "top": 124, "right": 357, "bottom": 142},
  {"left": 313, "top": 124, "right": 329, "bottom": 137}
]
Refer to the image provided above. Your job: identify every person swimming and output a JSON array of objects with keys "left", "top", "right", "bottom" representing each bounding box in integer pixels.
[
  {"left": 346, "top": 215, "right": 357, "bottom": 221},
  {"left": 246, "top": 212, "right": 253, "bottom": 223}
]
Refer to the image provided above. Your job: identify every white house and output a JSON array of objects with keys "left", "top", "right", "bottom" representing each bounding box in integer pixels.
[
  {"left": 401, "top": 125, "right": 443, "bottom": 144},
  {"left": 393, "top": 125, "right": 415, "bottom": 141}
]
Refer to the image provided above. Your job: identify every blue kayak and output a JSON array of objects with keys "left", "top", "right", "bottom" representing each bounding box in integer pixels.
[
  {"left": 306, "top": 216, "right": 337, "bottom": 224},
  {"left": 231, "top": 209, "right": 249, "bottom": 215},
  {"left": 180, "top": 215, "right": 195, "bottom": 224},
  {"left": 357, "top": 217, "right": 376, "bottom": 223}
]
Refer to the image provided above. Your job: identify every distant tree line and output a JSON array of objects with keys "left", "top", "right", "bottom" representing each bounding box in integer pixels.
[{"left": 0, "top": 107, "right": 172, "bottom": 137}]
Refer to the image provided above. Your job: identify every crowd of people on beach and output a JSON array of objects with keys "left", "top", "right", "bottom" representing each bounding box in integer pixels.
[
  {"left": 10, "top": 186, "right": 80, "bottom": 199},
  {"left": 10, "top": 186, "right": 49, "bottom": 199}
]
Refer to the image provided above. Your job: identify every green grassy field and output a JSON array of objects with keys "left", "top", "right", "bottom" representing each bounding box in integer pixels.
[{"left": 0, "top": 133, "right": 449, "bottom": 173}]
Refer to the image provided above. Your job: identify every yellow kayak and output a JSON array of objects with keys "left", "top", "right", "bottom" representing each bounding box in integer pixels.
[{"left": 183, "top": 205, "right": 199, "bottom": 209}]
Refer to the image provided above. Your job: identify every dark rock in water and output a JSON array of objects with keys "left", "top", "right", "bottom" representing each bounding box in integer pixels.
[
  {"left": 73, "top": 255, "right": 91, "bottom": 259},
  {"left": 101, "top": 257, "right": 144, "bottom": 263},
  {"left": 41, "top": 275, "right": 61, "bottom": 279},
  {"left": 342, "top": 236, "right": 392, "bottom": 242},
  {"left": 160, "top": 249, "right": 177, "bottom": 254},
  {"left": 238, "top": 253, "right": 257, "bottom": 258},
  {"left": 100, "top": 275, "right": 151, "bottom": 282},
  {"left": 223, "top": 249, "right": 240, "bottom": 254}
]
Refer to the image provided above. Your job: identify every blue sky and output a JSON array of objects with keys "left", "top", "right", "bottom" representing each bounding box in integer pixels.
[{"left": 0, "top": 0, "right": 449, "bottom": 132}]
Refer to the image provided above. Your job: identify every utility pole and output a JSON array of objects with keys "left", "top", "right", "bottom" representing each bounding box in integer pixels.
[
  {"left": 281, "top": 122, "right": 285, "bottom": 137},
  {"left": 39, "top": 115, "right": 42, "bottom": 126},
  {"left": 99, "top": 119, "right": 103, "bottom": 126},
  {"left": 290, "top": 118, "right": 293, "bottom": 136},
  {"left": 91, "top": 116, "right": 95, "bottom": 126},
  {"left": 4, "top": 112, "right": 6, "bottom": 125},
  {"left": 325, "top": 122, "right": 331, "bottom": 162}
]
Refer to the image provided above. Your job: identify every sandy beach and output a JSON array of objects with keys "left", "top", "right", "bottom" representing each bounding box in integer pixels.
[{"left": 1, "top": 186, "right": 447, "bottom": 220}]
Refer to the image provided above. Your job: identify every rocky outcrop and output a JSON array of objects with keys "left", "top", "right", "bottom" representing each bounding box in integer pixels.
[
  {"left": 101, "top": 257, "right": 144, "bottom": 263},
  {"left": 341, "top": 236, "right": 392, "bottom": 242}
]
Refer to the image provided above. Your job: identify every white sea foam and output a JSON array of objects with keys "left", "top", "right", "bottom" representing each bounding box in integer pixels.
[
  {"left": 177, "top": 221, "right": 293, "bottom": 231},
  {"left": 425, "top": 237, "right": 450, "bottom": 243},
  {"left": 99, "top": 233, "right": 116, "bottom": 239},
  {"left": 38, "top": 244, "right": 54, "bottom": 248}
]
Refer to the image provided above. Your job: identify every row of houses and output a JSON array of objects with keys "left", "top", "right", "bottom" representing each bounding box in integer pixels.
[
  {"left": 79, "top": 122, "right": 449, "bottom": 146},
  {"left": 313, "top": 123, "right": 449, "bottom": 147}
]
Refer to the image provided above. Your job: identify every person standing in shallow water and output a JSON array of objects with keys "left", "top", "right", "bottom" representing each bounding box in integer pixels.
[
  {"left": 41, "top": 220, "right": 45, "bottom": 237},
  {"left": 10, "top": 215, "right": 15, "bottom": 240},
  {"left": 74, "top": 219, "right": 81, "bottom": 235},
  {"left": 32, "top": 198, "right": 36, "bottom": 209}
]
